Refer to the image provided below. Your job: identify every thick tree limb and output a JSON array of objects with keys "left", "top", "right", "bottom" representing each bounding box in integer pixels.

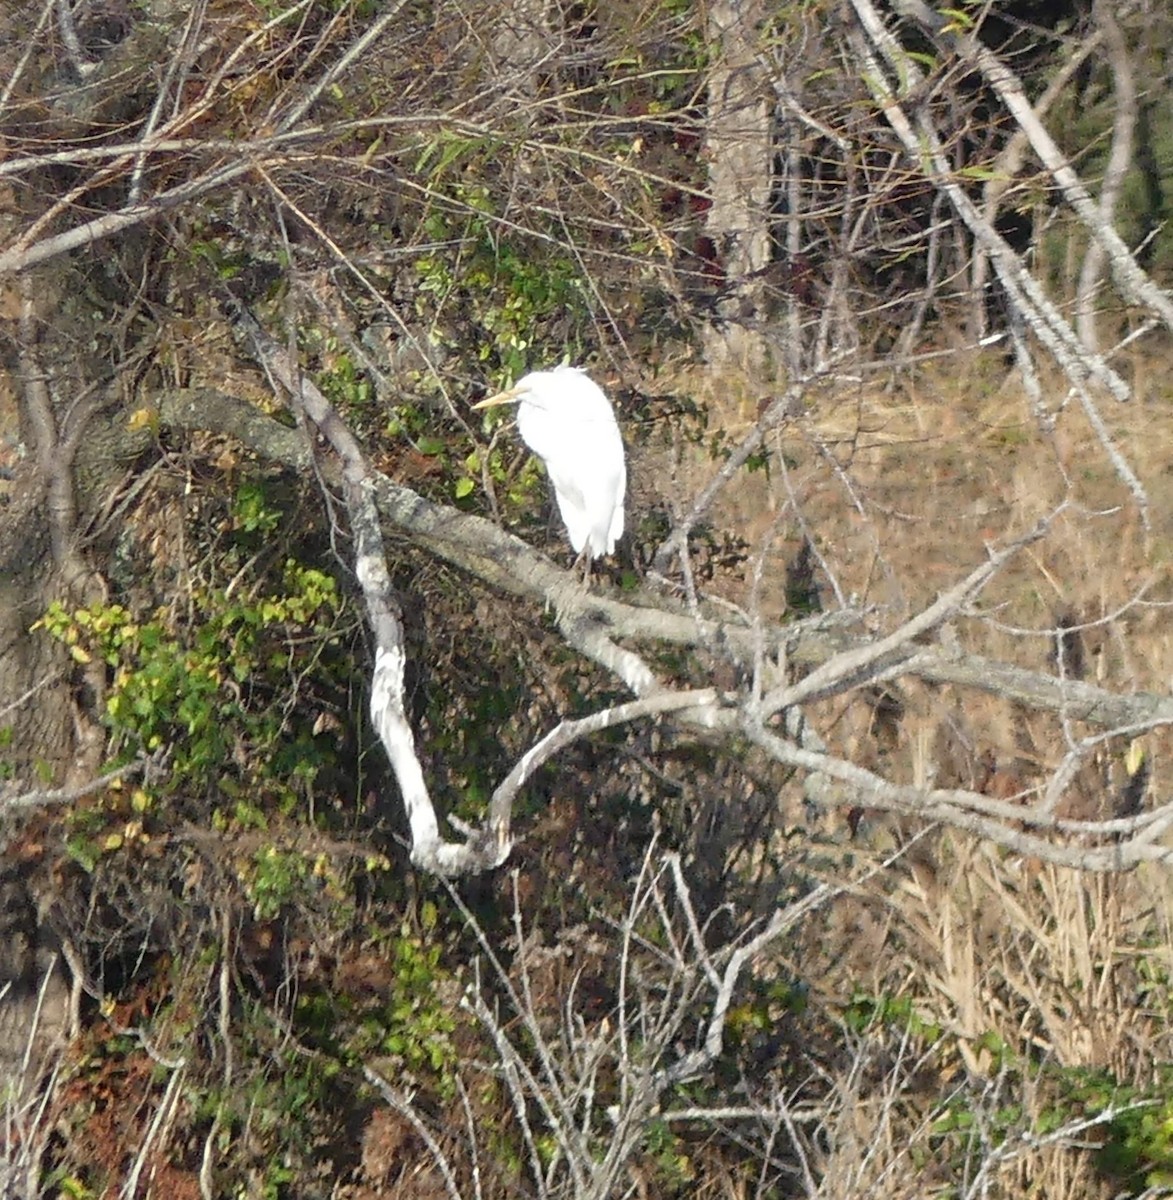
[
  {"left": 222, "top": 306, "right": 715, "bottom": 875},
  {"left": 157, "top": 372, "right": 1173, "bottom": 874},
  {"left": 225, "top": 303, "right": 511, "bottom": 876},
  {"left": 156, "top": 386, "right": 1173, "bottom": 739}
]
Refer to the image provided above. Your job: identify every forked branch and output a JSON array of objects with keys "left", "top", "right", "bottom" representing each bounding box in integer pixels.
[{"left": 227, "top": 300, "right": 722, "bottom": 876}]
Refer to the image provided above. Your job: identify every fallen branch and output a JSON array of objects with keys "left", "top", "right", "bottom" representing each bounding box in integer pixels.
[{"left": 156, "top": 367, "right": 1173, "bottom": 874}]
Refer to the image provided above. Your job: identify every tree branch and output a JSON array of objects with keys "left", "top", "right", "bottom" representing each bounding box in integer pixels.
[
  {"left": 1075, "top": 1, "right": 1137, "bottom": 355},
  {"left": 0, "top": 753, "right": 164, "bottom": 814},
  {"left": 224, "top": 301, "right": 512, "bottom": 876},
  {"left": 743, "top": 721, "right": 1173, "bottom": 871},
  {"left": 847, "top": 0, "right": 1135, "bottom": 404},
  {"left": 486, "top": 689, "right": 719, "bottom": 845},
  {"left": 155, "top": 385, "right": 1173, "bottom": 740}
]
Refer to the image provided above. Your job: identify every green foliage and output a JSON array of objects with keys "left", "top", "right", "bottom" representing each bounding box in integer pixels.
[
  {"left": 0, "top": 723, "right": 13, "bottom": 780},
  {"left": 288, "top": 922, "right": 459, "bottom": 1096},
  {"left": 186, "top": 238, "right": 249, "bottom": 281},
  {"left": 924, "top": 1036, "right": 1173, "bottom": 1194},
  {"left": 233, "top": 480, "right": 281, "bottom": 533},
  {"left": 641, "top": 1118, "right": 696, "bottom": 1190},
  {"left": 35, "top": 557, "right": 345, "bottom": 839},
  {"left": 462, "top": 441, "right": 548, "bottom": 534},
  {"left": 363, "top": 925, "right": 458, "bottom": 1083},
  {"left": 842, "top": 989, "right": 942, "bottom": 1041},
  {"left": 194, "top": 1023, "right": 350, "bottom": 1198},
  {"left": 52, "top": 1176, "right": 92, "bottom": 1199},
  {"left": 1057, "top": 1066, "right": 1173, "bottom": 1192},
  {"left": 248, "top": 844, "right": 311, "bottom": 920},
  {"left": 312, "top": 341, "right": 375, "bottom": 415},
  {"left": 414, "top": 130, "right": 503, "bottom": 182},
  {"left": 725, "top": 976, "right": 808, "bottom": 1044},
  {"left": 412, "top": 181, "right": 591, "bottom": 377}
]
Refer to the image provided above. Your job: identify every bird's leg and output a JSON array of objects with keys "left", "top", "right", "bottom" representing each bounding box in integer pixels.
[{"left": 572, "top": 547, "right": 591, "bottom": 587}]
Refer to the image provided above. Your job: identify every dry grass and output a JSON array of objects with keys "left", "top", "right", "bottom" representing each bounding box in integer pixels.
[
  {"left": 630, "top": 343, "right": 1173, "bottom": 1197},
  {"left": 641, "top": 347, "right": 1173, "bottom": 623}
]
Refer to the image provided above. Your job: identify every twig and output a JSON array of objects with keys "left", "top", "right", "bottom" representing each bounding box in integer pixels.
[
  {"left": 653, "top": 381, "right": 804, "bottom": 574},
  {"left": 55, "top": 0, "right": 98, "bottom": 79},
  {"left": 362, "top": 1067, "right": 464, "bottom": 1200},
  {"left": 757, "top": 521, "right": 1050, "bottom": 718},
  {"left": 0, "top": 0, "right": 55, "bottom": 111},
  {"left": 1, "top": 753, "right": 164, "bottom": 813}
]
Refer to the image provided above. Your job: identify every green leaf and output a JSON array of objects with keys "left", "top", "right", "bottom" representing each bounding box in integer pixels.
[
  {"left": 958, "top": 163, "right": 1004, "bottom": 182},
  {"left": 939, "top": 8, "right": 975, "bottom": 30}
]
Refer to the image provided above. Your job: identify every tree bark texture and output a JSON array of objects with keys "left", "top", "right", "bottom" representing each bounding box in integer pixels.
[{"left": 701, "top": 0, "right": 773, "bottom": 377}]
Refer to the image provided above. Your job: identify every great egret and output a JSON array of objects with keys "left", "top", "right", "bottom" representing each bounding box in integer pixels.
[{"left": 474, "top": 366, "right": 626, "bottom": 571}]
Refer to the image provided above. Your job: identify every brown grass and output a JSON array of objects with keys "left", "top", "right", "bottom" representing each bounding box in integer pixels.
[{"left": 630, "top": 343, "right": 1173, "bottom": 1196}]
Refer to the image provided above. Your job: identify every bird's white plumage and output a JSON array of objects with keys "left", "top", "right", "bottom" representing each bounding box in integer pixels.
[{"left": 480, "top": 366, "right": 626, "bottom": 561}]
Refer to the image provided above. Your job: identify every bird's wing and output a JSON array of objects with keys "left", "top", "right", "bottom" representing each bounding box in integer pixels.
[
  {"left": 547, "top": 439, "right": 625, "bottom": 557},
  {"left": 546, "top": 466, "right": 592, "bottom": 555},
  {"left": 607, "top": 455, "right": 626, "bottom": 548}
]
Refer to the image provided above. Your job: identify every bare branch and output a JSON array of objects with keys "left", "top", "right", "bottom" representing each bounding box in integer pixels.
[
  {"left": 225, "top": 300, "right": 509, "bottom": 877},
  {"left": 156, "top": 386, "right": 1173, "bottom": 742},
  {"left": 55, "top": 0, "right": 98, "bottom": 80},
  {"left": 1076, "top": 1, "right": 1138, "bottom": 355},
  {"left": 487, "top": 689, "right": 719, "bottom": 844},
  {"left": 653, "top": 380, "right": 804, "bottom": 575},
  {"left": 361, "top": 1066, "right": 464, "bottom": 1200},
  {"left": 847, "top": 0, "right": 1135, "bottom": 404},
  {"left": 743, "top": 721, "right": 1173, "bottom": 871},
  {"left": 902, "top": 0, "right": 1173, "bottom": 335},
  {"left": 0, "top": 0, "right": 55, "bottom": 112},
  {"left": 0, "top": 754, "right": 163, "bottom": 814},
  {"left": 758, "top": 521, "right": 1050, "bottom": 718}
]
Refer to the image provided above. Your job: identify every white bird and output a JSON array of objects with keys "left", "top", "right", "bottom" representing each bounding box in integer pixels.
[{"left": 473, "top": 366, "right": 626, "bottom": 571}]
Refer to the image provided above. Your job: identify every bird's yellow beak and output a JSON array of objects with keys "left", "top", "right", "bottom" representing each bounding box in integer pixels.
[{"left": 472, "top": 386, "right": 523, "bottom": 410}]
